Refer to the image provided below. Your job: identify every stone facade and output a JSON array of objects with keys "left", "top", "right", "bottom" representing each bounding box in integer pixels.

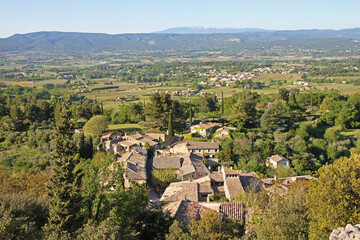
[{"left": 329, "top": 224, "right": 360, "bottom": 240}]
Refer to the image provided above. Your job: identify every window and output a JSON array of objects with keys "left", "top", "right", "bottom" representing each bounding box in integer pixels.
[
  {"left": 198, "top": 149, "right": 201, "bottom": 153},
  {"left": 192, "top": 149, "right": 195, "bottom": 153},
  {"left": 206, "top": 149, "right": 210, "bottom": 152},
  {"left": 201, "top": 194, "right": 208, "bottom": 198}
]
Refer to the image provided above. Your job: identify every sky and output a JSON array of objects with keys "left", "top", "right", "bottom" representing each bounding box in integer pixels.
[{"left": 1, "top": 0, "right": 360, "bottom": 38}]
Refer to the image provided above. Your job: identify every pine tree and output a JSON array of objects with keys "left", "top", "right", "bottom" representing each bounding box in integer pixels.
[
  {"left": 46, "top": 98, "right": 82, "bottom": 237},
  {"left": 168, "top": 109, "right": 174, "bottom": 136}
]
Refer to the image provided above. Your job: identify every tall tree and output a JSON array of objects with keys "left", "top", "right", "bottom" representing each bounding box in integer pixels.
[
  {"left": 228, "top": 91, "right": 257, "bottom": 128},
  {"left": 46, "top": 99, "right": 82, "bottom": 237},
  {"left": 221, "top": 91, "right": 224, "bottom": 115},
  {"left": 145, "top": 93, "right": 185, "bottom": 132},
  {"left": 168, "top": 109, "right": 174, "bottom": 136},
  {"left": 189, "top": 99, "right": 192, "bottom": 129}
]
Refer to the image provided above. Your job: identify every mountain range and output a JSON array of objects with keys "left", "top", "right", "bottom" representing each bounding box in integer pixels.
[
  {"left": 153, "top": 27, "right": 270, "bottom": 34},
  {"left": 1, "top": 28, "right": 360, "bottom": 53}
]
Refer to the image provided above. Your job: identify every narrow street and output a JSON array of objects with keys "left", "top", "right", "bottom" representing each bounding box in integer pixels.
[{"left": 146, "top": 150, "right": 161, "bottom": 205}]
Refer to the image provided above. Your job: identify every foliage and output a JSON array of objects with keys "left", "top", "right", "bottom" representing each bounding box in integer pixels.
[
  {"left": 83, "top": 115, "right": 108, "bottom": 137},
  {"left": 0, "top": 192, "right": 49, "bottom": 240},
  {"left": 255, "top": 182, "right": 310, "bottom": 240},
  {"left": 166, "top": 220, "right": 191, "bottom": 240},
  {"left": 228, "top": 91, "right": 257, "bottom": 128},
  {"left": 306, "top": 150, "right": 360, "bottom": 240},
  {"left": 46, "top": 99, "right": 83, "bottom": 236},
  {"left": 145, "top": 93, "right": 186, "bottom": 132},
  {"left": 190, "top": 211, "right": 243, "bottom": 240},
  {"left": 152, "top": 168, "right": 179, "bottom": 189}
]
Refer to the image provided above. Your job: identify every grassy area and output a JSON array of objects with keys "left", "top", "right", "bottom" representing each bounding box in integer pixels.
[
  {"left": 340, "top": 129, "right": 360, "bottom": 137},
  {"left": 107, "top": 123, "right": 144, "bottom": 131}
]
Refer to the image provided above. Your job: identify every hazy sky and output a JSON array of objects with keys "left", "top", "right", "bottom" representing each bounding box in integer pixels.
[{"left": 1, "top": 0, "right": 360, "bottom": 38}]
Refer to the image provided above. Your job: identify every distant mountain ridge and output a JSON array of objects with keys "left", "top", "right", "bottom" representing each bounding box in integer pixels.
[
  {"left": 153, "top": 26, "right": 270, "bottom": 34},
  {"left": 0, "top": 28, "right": 360, "bottom": 53}
]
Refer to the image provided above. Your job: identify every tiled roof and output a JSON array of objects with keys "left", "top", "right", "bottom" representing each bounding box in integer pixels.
[
  {"left": 160, "top": 182, "right": 184, "bottom": 202},
  {"left": 222, "top": 166, "right": 241, "bottom": 176},
  {"left": 101, "top": 132, "right": 113, "bottom": 140},
  {"left": 160, "top": 181, "right": 199, "bottom": 202},
  {"left": 163, "top": 199, "right": 223, "bottom": 226},
  {"left": 209, "top": 172, "right": 224, "bottom": 182},
  {"left": 190, "top": 154, "right": 210, "bottom": 175},
  {"left": 239, "top": 174, "right": 262, "bottom": 192},
  {"left": 198, "top": 182, "right": 213, "bottom": 194},
  {"left": 181, "top": 182, "right": 198, "bottom": 202},
  {"left": 125, "top": 161, "right": 146, "bottom": 180},
  {"left": 179, "top": 156, "right": 196, "bottom": 176},
  {"left": 268, "top": 154, "right": 287, "bottom": 162},
  {"left": 196, "top": 122, "right": 221, "bottom": 130},
  {"left": 225, "top": 177, "right": 244, "bottom": 199},
  {"left": 119, "top": 141, "right": 137, "bottom": 147},
  {"left": 153, "top": 154, "right": 183, "bottom": 169},
  {"left": 219, "top": 202, "right": 244, "bottom": 221},
  {"left": 187, "top": 141, "right": 220, "bottom": 150}
]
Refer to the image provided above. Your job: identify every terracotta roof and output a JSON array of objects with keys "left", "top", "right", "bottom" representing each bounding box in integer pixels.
[
  {"left": 187, "top": 141, "right": 220, "bottom": 150},
  {"left": 222, "top": 166, "right": 241, "bottom": 176},
  {"left": 101, "top": 132, "right": 113, "bottom": 140},
  {"left": 219, "top": 202, "right": 244, "bottom": 221},
  {"left": 163, "top": 199, "right": 224, "bottom": 226},
  {"left": 216, "top": 126, "right": 236, "bottom": 132},
  {"left": 195, "top": 122, "right": 221, "bottom": 130},
  {"left": 268, "top": 154, "right": 288, "bottom": 163},
  {"left": 119, "top": 141, "right": 137, "bottom": 147}
]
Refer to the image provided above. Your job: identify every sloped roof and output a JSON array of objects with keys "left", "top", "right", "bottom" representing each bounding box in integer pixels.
[
  {"left": 195, "top": 122, "right": 222, "bottom": 130},
  {"left": 179, "top": 156, "right": 196, "bottom": 176},
  {"left": 187, "top": 141, "right": 220, "bottom": 150},
  {"left": 163, "top": 199, "right": 223, "bottom": 226},
  {"left": 153, "top": 154, "right": 183, "bottom": 169},
  {"left": 219, "top": 202, "right": 244, "bottom": 221},
  {"left": 190, "top": 153, "right": 210, "bottom": 175},
  {"left": 268, "top": 154, "right": 288, "bottom": 162},
  {"left": 209, "top": 172, "right": 224, "bottom": 182},
  {"left": 160, "top": 181, "right": 198, "bottom": 202},
  {"left": 119, "top": 140, "right": 137, "bottom": 147},
  {"left": 125, "top": 161, "right": 147, "bottom": 180},
  {"left": 225, "top": 177, "right": 244, "bottom": 199},
  {"left": 222, "top": 166, "right": 241, "bottom": 176}
]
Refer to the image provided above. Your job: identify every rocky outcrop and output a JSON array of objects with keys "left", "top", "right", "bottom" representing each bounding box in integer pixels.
[{"left": 329, "top": 224, "right": 360, "bottom": 240}]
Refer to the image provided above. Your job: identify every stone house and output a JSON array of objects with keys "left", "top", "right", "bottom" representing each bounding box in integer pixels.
[
  {"left": 266, "top": 154, "right": 290, "bottom": 169},
  {"left": 191, "top": 122, "right": 222, "bottom": 138}
]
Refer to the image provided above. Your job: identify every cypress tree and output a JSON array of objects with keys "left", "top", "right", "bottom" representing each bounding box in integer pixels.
[
  {"left": 168, "top": 109, "right": 174, "bottom": 136},
  {"left": 221, "top": 91, "right": 224, "bottom": 115},
  {"left": 189, "top": 99, "right": 192, "bottom": 130},
  {"left": 46, "top": 98, "right": 82, "bottom": 236}
]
